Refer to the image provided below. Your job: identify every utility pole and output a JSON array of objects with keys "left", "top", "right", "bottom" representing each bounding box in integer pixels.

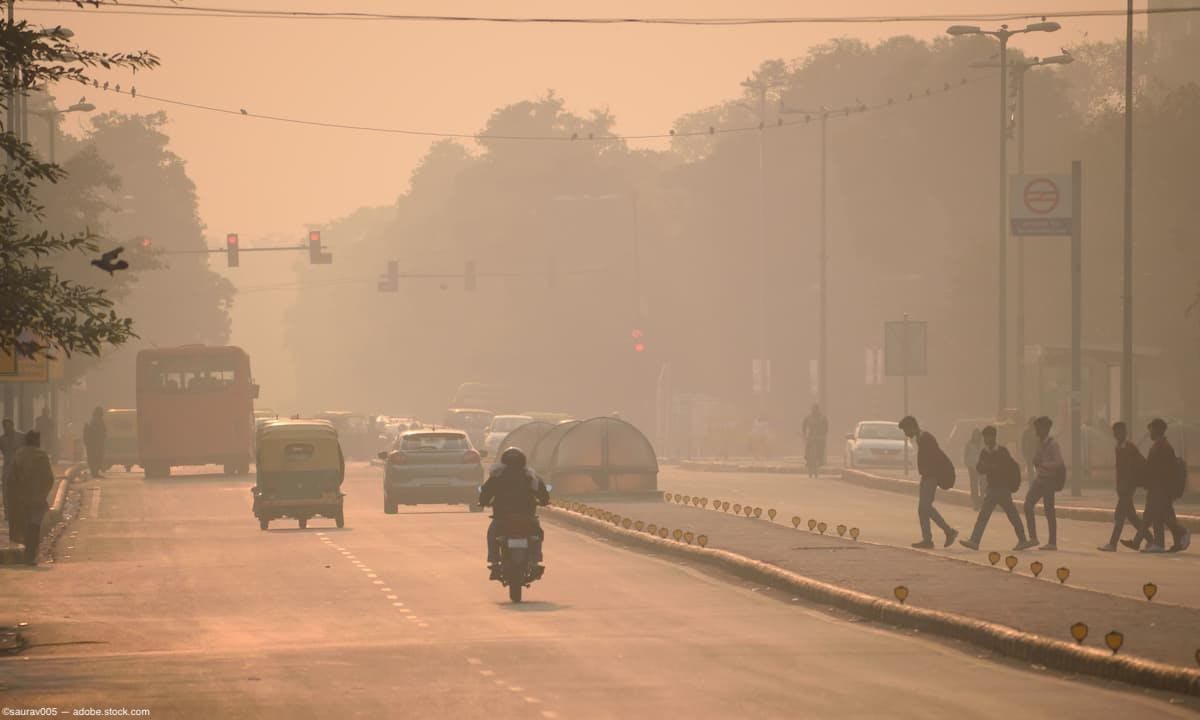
[
  {"left": 1122, "top": 0, "right": 1135, "bottom": 426},
  {"left": 818, "top": 109, "right": 828, "bottom": 416},
  {"left": 739, "top": 77, "right": 775, "bottom": 413}
]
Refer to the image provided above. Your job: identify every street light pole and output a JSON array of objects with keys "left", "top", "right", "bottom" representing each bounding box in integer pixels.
[
  {"left": 740, "top": 77, "right": 779, "bottom": 413},
  {"left": 818, "top": 109, "right": 828, "bottom": 415},
  {"left": 1122, "top": 0, "right": 1134, "bottom": 426}
]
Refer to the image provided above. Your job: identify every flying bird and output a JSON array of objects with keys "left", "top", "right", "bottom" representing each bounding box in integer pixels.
[
  {"left": 91, "top": 246, "right": 128, "bottom": 275},
  {"left": 240, "top": 108, "right": 248, "bottom": 115}
]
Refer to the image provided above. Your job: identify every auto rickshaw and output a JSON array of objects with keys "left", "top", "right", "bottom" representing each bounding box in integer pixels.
[
  {"left": 104, "top": 408, "right": 140, "bottom": 472},
  {"left": 252, "top": 419, "right": 345, "bottom": 530}
]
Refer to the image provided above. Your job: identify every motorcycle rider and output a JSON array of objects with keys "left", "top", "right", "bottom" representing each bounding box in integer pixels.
[{"left": 479, "top": 447, "right": 550, "bottom": 580}]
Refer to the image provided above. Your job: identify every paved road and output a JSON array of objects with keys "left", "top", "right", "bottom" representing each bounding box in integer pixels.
[
  {"left": 1, "top": 464, "right": 1194, "bottom": 718},
  {"left": 659, "top": 467, "right": 1200, "bottom": 605}
]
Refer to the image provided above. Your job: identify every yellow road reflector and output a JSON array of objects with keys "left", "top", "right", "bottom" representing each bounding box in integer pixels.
[
  {"left": 1056, "top": 567, "right": 1070, "bottom": 584},
  {"left": 791, "top": 516, "right": 802, "bottom": 528},
  {"left": 849, "top": 527, "right": 860, "bottom": 541},
  {"left": 647, "top": 524, "right": 657, "bottom": 535},
  {"left": 635, "top": 521, "right": 645, "bottom": 532},
  {"left": 767, "top": 509, "right": 777, "bottom": 521},
  {"left": 1005, "top": 555, "right": 1018, "bottom": 571},
  {"left": 700, "top": 498, "right": 709, "bottom": 508},
  {"left": 664, "top": 492, "right": 672, "bottom": 502},
  {"left": 743, "top": 506, "right": 753, "bottom": 518},
  {"left": 1070, "top": 622, "right": 1089, "bottom": 644},
  {"left": 697, "top": 534, "right": 709, "bottom": 548},
  {"left": 817, "top": 522, "right": 828, "bottom": 535},
  {"left": 836, "top": 524, "right": 847, "bottom": 537},
  {"left": 988, "top": 551, "right": 1001, "bottom": 566},
  {"left": 622, "top": 518, "right": 632, "bottom": 530},
  {"left": 658, "top": 527, "right": 669, "bottom": 539},
  {"left": 733, "top": 504, "right": 743, "bottom": 515},
  {"left": 752, "top": 507, "right": 762, "bottom": 519},
  {"left": 1143, "top": 582, "right": 1157, "bottom": 602},
  {"left": 1105, "top": 630, "right": 1124, "bottom": 654},
  {"left": 674, "top": 493, "right": 682, "bottom": 503},
  {"left": 1030, "top": 561, "right": 1044, "bottom": 578},
  {"left": 684, "top": 531, "right": 694, "bottom": 544},
  {"left": 807, "top": 519, "right": 818, "bottom": 531},
  {"left": 722, "top": 502, "right": 731, "bottom": 512},
  {"left": 672, "top": 528, "right": 683, "bottom": 541},
  {"left": 894, "top": 586, "right": 909, "bottom": 604},
  {"left": 683, "top": 495, "right": 691, "bottom": 505}
]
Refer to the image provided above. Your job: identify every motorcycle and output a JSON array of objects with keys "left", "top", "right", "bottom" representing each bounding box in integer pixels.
[{"left": 490, "top": 513, "right": 545, "bottom": 602}]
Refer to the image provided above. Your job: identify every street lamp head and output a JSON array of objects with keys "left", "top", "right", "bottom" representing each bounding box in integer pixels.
[
  {"left": 38, "top": 25, "right": 74, "bottom": 39},
  {"left": 67, "top": 102, "right": 96, "bottom": 113},
  {"left": 1025, "top": 21, "right": 1062, "bottom": 33},
  {"left": 1040, "top": 53, "right": 1074, "bottom": 65},
  {"left": 946, "top": 25, "right": 982, "bottom": 36}
]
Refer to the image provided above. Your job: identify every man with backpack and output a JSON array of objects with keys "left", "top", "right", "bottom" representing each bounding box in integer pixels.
[
  {"left": 1024, "top": 416, "right": 1064, "bottom": 550},
  {"left": 1098, "top": 421, "right": 1147, "bottom": 552},
  {"left": 1126, "top": 418, "right": 1190, "bottom": 553},
  {"left": 959, "top": 426, "right": 1037, "bottom": 551},
  {"left": 898, "top": 416, "right": 958, "bottom": 549}
]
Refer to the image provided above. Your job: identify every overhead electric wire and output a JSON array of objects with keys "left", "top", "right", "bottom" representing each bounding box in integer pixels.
[
  {"left": 91, "top": 75, "right": 982, "bottom": 141},
  {"left": 17, "top": 1, "right": 1200, "bottom": 25}
]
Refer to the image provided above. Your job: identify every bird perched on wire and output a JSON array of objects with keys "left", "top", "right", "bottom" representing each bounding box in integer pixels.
[
  {"left": 240, "top": 108, "right": 248, "bottom": 115},
  {"left": 91, "top": 246, "right": 128, "bottom": 275}
]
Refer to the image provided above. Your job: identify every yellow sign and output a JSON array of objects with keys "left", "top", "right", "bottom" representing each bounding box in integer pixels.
[
  {"left": 622, "top": 518, "right": 632, "bottom": 530},
  {"left": 683, "top": 531, "right": 694, "bottom": 544},
  {"left": 1104, "top": 630, "right": 1124, "bottom": 654},
  {"left": 1030, "top": 561, "right": 1044, "bottom": 578},
  {"left": 752, "top": 507, "right": 762, "bottom": 519},
  {"left": 0, "top": 343, "right": 63, "bottom": 383},
  {"left": 791, "top": 516, "right": 802, "bottom": 528},
  {"left": 733, "top": 504, "right": 742, "bottom": 515},
  {"left": 743, "top": 506, "right": 754, "bottom": 518},
  {"left": 767, "top": 509, "right": 777, "bottom": 522},
  {"left": 722, "top": 502, "right": 730, "bottom": 512},
  {"left": 836, "top": 524, "right": 847, "bottom": 537},
  {"left": 849, "top": 527, "right": 860, "bottom": 541},
  {"left": 1070, "top": 622, "right": 1089, "bottom": 644},
  {"left": 700, "top": 498, "right": 708, "bottom": 508},
  {"left": 674, "top": 493, "right": 682, "bottom": 503},
  {"left": 817, "top": 522, "right": 828, "bottom": 535},
  {"left": 1142, "top": 582, "right": 1157, "bottom": 602},
  {"left": 672, "top": 529, "right": 683, "bottom": 541},
  {"left": 634, "top": 521, "right": 644, "bottom": 532},
  {"left": 682, "top": 495, "right": 691, "bottom": 505},
  {"left": 663, "top": 492, "right": 672, "bottom": 502},
  {"left": 893, "top": 586, "right": 909, "bottom": 604},
  {"left": 697, "top": 534, "right": 709, "bottom": 548},
  {"left": 1056, "top": 567, "right": 1070, "bottom": 584},
  {"left": 807, "top": 519, "right": 817, "bottom": 531},
  {"left": 1005, "top": 555, "right": 1018, "bottom": 571},
  {"left": 658, "top": 528, "right": 669, "bottom": 539},
  {"left": 988, "top": 551, "right": 1001, "bottom": 566}
]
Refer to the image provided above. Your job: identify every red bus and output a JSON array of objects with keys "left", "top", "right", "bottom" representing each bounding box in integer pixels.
[{"left": 135, "top": 345, "right": 258, "bottom": 477}]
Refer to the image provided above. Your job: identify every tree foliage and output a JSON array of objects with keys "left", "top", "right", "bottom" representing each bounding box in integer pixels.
[{"left": 0, "top": 7, "right": 158, "bottom": 359}]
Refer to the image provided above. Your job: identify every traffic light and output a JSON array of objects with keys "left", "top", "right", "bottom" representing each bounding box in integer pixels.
[
  {"left": 464, "top": 260, "right": 476, "bottom": 291},
  {"left": 631, "top": 328, "right": 645, "bottom": 353},
  {"left": 226, "top": 233, "right": 239, "bottom": 267},
  {"left": 308, "top": 230, "right": 332, "bottom": 264},
  {"left": 378, "top": 260, "right": 399, "bottom": 292}
]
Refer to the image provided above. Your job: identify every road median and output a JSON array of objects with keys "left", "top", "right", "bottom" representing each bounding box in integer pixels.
[{"left": 544, "top": 497, "right": 1200, "bottom": 697}]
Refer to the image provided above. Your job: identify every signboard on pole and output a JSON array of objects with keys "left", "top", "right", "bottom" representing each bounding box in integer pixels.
[
  {"left": 0, "top": 331, "right": 60, "bottom": 383},
  {"left": 884, "top": 321, "right": 927, "bottom": 377},
  {"left": 1010, "top": 174, "right": 1073, "bottom": 236}
]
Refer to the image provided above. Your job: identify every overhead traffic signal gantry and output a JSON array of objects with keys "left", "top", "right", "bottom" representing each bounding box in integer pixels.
[
  {"left": 308, "top": 230, "right": 333, "bottom": 264},
  {"left": 226, "top": 233, "right": 239, "bottom": 267}
]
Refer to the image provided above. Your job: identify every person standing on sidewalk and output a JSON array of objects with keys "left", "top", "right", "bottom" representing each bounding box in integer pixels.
[
  {"left": 964, "top": 428, "right": 985, "bottom": 510},
  {"left": 83, "top": 406, "right": 107, "bottom": 479},
  {"left": 802, "top": 405, "right": 828, "bottom": 479},
  {"left": 10, "top": 430, "right": 54, "bottom": 565},
  {"left": 1128, "top": 418, "right": 1191, "bottom": 553},
  {"left": 1, "top": 418, "right": 22, "bottom": 541},
  {"left": 34, "top": 408, "right": 55, "bottom": 462},
  {"left": 1024, "top": 416, "right": 1064, "bottom": 550},
  {"left": 899, "top": 415, "right": 958, "bottom": 549},
  {"left": 1098, "top": 421, "right": 1147, "bottom": 552},
  {"left": 960, "top": 426, "right": 1037, "bottom": 551}
]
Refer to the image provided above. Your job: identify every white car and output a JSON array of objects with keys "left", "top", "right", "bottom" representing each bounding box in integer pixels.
[
  {"left": 844, "top": 421, "right": 912, "bottom": 469},
  {"left": 483, "top": 414, "right": 534, "bottom": 458}
]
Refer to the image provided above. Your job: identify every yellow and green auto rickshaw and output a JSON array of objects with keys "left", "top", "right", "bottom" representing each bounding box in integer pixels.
[
  {"left": 252, "top": 419, "right": 345, "bottom": 530},
  {"left": 104, "top": 408, "right": 140, "bottom": 472}
]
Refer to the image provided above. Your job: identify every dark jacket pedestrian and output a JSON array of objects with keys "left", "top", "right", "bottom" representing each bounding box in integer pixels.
[
  {"left": 1, "top": 418, "right": 22, "bottom": 542},
  {"left": 9, "top": 431, "right": 55, "bottom": 564},
  {"left": 34, "top": 409, "right": 55, "bottom": 461},
  {"left": 899, "top": 416, "right": 958, "bottom": 549},
  {"left": 1099, "top": 422, "right": 1146, "bottom": 551},
  {"left": 960, "top": 426, "right": 1034, "bottom": 551},
  {"left": 1130, "top": 419, "right": 1190, "bottom": 553},
  {"left": 83, "top": 406, "right": 107, "bottom": 478},
  {"left": 1024, "top": 416, "right": 1063, "bottom": 550}
]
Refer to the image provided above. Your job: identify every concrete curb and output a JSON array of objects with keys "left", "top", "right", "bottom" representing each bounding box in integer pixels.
[
  {"left": 543, "top": 504, "right": 1200, "bottom": 698},
  {"left": 838, "top": 468, "right": 1200, "bottom": 531}
]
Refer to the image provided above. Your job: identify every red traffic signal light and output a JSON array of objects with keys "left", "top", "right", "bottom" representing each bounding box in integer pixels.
[
  {"left": 634, "top": 342, "right": 646, "bottom": 353},
  {"left": 308, "top": 230, "right": 332, "bottom": 264},
  {"left": 226, "top": 233, "right": 239, "bottom": 267},
  {"left": 631, "top": 328, "right": 645, "bottom": 352}
]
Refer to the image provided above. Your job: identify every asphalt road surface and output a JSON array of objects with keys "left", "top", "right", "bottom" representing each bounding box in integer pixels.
[
  {"left": 659, "top": 466, "right": 1200, "bottom": 605},
  {"left": 1, "top": 464, "right": 1194, "bottom": 719}
]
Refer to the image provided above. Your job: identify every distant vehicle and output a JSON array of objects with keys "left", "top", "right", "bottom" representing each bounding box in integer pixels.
[
  {"left": 253, "top": 409, "right": 279, "bottom": 434},
  {"left": 521, "top": 411, "right": 574, "bottom": 425},
  {"left": 453, "top": 382, "right": 512, "bottom": 412},
  {"left": 442, "top": 408, "right": 495, "bottom": 450},
  {"left": 379, "top": 429, "right": 484, "bottom": 514},
  {"left": 253, "top": 419, "right": 345, "bottom": 530},
  {"left": 316, "top": 411, "right": 377, "bottom": 460},
  {"left": 844, "top": 421, "right": 912, "bottom": 469},
  {"left": 104, "top": 408, "right": 139, "bottom": 473},
  {"left": 483, "top": 414, "right": 534, "bottom": 458},
  {"left": 135, "top": 345, "right": 258, "bottom": 477}
]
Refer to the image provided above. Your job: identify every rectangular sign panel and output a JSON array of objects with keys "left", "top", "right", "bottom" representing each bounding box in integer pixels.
[
  {"left": 1010, "top": 174, "right": 1073, "bottom": 236},
  {"left": 884, "top": 320, "right": 927, "bottom": 377}
]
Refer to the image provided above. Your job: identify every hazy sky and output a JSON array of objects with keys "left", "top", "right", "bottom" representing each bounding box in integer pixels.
[{"left": 27, "top": 1, "right": 1144, "bottom": 244}]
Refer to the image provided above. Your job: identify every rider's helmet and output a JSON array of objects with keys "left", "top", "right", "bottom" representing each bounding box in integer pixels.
[{"left": 500, "top": 447, "right": 527, "bottom": 470}]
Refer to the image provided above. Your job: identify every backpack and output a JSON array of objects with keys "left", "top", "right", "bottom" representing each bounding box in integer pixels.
[
  {"left": 998, "top": 449, "right": 1022, "bottom": 493},
  {"left": 1170, "top": 456, "right": 1189, "bottom": 499},
  {"left": 936, "top": 449, "right": 956, "bottom": 490}
]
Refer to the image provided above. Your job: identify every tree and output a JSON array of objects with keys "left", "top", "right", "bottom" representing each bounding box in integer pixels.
[{"left": 0, "top": 6, "right": 157, "bottom": 360}]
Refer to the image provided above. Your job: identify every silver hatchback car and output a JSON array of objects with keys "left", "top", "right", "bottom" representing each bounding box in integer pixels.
[{"left": 380, "top": 429, "right": 485, "bottom": 514}]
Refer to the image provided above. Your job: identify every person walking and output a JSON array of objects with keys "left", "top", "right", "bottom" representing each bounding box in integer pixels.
[
  {"left": 959, "top": 426, "right": 1037, "bottom": 551},
  {"left": 802, "top": 405, "right": 828, "bottom": 479},
  {"left": 1024, "top": 416, "right": 1064, "bottom": 550},
  {"left": 964, "top": 428, "right": 985, "bottom": 510},
  {"left": 899, "top": 415, "right": 958, "bottom": 549},
  {"left": 9, "top": 430, "right": 55, "bottom": 565},
  {"left": 34, "top": 408, "right": 55, "bottom": 462},
  {"left": 1127, "top": 418, "right": 1191, "bottom": 553},
  {"left": 1020, "top": 416, "right": 1038, "bottom": 481},
  {"left": 1, "top": 418, "right": 23, "bottom": 541},
  {"left": 1098, "top": 421, "right": 1147, "bottom": 552},
  {"left": 83, "top": 406, "right": 107, "bottom": 479}
]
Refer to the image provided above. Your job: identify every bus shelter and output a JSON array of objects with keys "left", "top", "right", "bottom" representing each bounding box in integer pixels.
[{"left": 535, "top": 417, "right": 658, "bottom": 495}]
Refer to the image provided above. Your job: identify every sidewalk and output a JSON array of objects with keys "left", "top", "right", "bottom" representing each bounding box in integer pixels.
[
  {"left": 553, "top": 496, "right": 1200, "bottom": 672},
  {"left": 1, "top": 462, "right": 78, "bottom": 565}
]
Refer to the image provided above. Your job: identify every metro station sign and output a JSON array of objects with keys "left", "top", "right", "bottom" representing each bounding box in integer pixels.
[{"left": 1010, "top": 174, "right": 1073, "bottom": 236}]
